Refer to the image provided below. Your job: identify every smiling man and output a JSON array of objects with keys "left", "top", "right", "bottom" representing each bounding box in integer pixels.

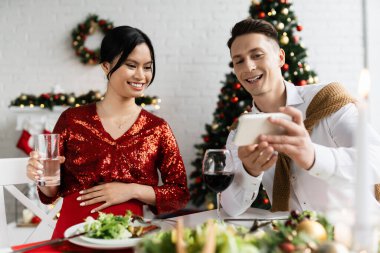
[{"left": 221, "top": 18, "right": 380, "bottom": 216}]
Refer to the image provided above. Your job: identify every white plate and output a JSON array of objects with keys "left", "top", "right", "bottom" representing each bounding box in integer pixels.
[{"left": 64, "top": 220, "right": 173, "bottom": 250}]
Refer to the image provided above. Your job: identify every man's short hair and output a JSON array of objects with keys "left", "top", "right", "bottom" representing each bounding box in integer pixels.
[{"left": 227, "top": 18, "right": 279, "bottom": 49}]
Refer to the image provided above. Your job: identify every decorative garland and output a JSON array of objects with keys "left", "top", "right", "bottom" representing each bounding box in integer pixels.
[
  {"left": 9, "top": 91, "right": 161, "bottom": 110},
  {"left": 71, "top": 14, "right": 114, "bottom": 65}
]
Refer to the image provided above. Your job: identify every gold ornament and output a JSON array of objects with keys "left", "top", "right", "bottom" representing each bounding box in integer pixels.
[
  {"left": 95, "top": 91, "right": 102, "bottom": 99},
  {"left": 276, "top": 22, "right": 285, "bottom": 30},
  {"left": 207, "top": 202, "right": 214, "bottom": 210},
  {"left": 290, "top": 52, "right": 295, "bottom": 57},
  {"left": 296, "top": 220, "right": 327, "bottom": 243},
  {"left": 304, "top": 64, "right": 311, "bottom": 71},
  {"left": 280, "top": 35, "right": 289, "bottom": 45},
  {"left": 281, "top": 8, "right": 289, "bottom": 15},
  {"left": 308, "top": 77, "right": 314, "bottom": 83},
  {"left": 211, "top": 123, "right": 219, "bottom": 130},
  {"left": 20, "top": 95, "right": 27, "bottom": 100},
  {"left": 68, "top": 96, "right": 75, "bottom": 104},
  {"left": 88, "top": 21, "right": 98, "bottom": 34}
]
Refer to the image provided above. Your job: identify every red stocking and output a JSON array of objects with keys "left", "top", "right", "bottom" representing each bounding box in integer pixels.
[{"left": 16, "top": 130, "right": 33, "bottom": 155}]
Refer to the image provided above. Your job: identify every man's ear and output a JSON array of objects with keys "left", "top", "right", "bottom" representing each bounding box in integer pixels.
[
  {"left": 279, "top": 48, "right": 286, "bottom": 67},
  {"left": 101, "top": 62, "right": 111, "bottom": 76}
]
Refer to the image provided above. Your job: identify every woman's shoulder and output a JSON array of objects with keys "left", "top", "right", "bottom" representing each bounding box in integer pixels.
[{"left": 141, "top": 109, "right": 166, "bottom": 125}]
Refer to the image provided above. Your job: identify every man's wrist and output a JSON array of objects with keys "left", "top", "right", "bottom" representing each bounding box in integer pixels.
[{"left": 242, "top": 163, "right": 262, "bottom": 177}]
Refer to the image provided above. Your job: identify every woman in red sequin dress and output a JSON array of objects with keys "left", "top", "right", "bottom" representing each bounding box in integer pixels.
[{"left": 26, "top": 26, "right": 190, "bottom": 238}]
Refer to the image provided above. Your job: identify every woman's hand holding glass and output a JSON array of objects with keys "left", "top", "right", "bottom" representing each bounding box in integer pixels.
[
  {"left": 26, "top": 150, "right": 65, "bottom": 197},
  {"left": 27, "top": 151, "right": 66, "bottom": 182}
]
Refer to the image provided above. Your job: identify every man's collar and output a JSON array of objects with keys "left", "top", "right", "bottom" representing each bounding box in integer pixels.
[
  {"left": 284, "top": 81, "right": 304, "bottom": 106},
  {"left": 251, "top": 81, "right": 304, "bottom": 113}
]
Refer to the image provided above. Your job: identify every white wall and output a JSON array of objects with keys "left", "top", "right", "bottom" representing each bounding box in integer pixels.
[{"left": 1, "top": 0, "right": 379, "bottom": 176}]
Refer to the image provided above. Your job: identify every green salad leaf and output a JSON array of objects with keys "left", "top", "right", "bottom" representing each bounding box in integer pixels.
[{"left": 83, "top": 211, "right": 133, "bottom": 239}]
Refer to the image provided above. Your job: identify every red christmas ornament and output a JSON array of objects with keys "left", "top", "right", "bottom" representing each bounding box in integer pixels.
[
  {"left": 279, "top": 242, "right": 296, "bottom": 253},
  {"left": 230, "top": 96, "right": 239, "bottom": 103},
  {"left": 54, "top": 95, "right": 60, "bottom": 100},
  {"left": 282, "top": 63, "right": 289, "bottom": 71},
  {"left": 203, "top": 136, "right": 210, "bottom": 142},
  {"left": 296, "top": 25, "right": 303, "bottom": 31},
  {"left": 98, "top": 20, "right": 107, "bottom": 26},
  {"left": 280, "top": 0, "right": 287, "bottom": 3},
  {"left": 293, "top": 35, "right": 299, "bottom": 43},
  {"left": 298, "top": 80, "right": 307, "bottom": 86},
  {"left": 263, "top": 198, "right": 269, "bottom": 204},
  {"left": 258, "top": 12, "right": 266, "bottom": 19},
  {"left": 41, "top": 93, "right": 50, "bottom": 99},
  {"left": 219, "top": 113, "right": 225, "bottom": 119},
  {"left": 233, "top": 83, "right": 241, "bottom": 90},
  {"left": 195, "top": 177, "right": 202, "bottom": 184},
  {"left": 31, "top": 215, "right": 41, "bottom": 224},
  {"left": 298, "top": 62, "right": 303, "bottom": 68}
]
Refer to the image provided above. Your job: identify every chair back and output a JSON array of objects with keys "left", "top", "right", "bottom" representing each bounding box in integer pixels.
[{"left": 0, "top": 158, "right": 62, "bottom": 247}]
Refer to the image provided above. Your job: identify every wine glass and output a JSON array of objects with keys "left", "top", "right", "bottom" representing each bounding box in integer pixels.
[{"left": 202, "top": 149, "right": 235, "bottom": 223}]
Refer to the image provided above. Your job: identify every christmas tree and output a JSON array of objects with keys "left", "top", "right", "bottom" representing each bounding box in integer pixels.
[{"left": 189, "top": 0, "right": 318, "bottom": 210}]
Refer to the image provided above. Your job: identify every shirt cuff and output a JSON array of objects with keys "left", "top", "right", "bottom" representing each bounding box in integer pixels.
[
  {"left": 237, "top": 161, "right": 263, "bottom": 189},
  {"left": 308, "top": 143, "right": 336, "bottom": 180}
]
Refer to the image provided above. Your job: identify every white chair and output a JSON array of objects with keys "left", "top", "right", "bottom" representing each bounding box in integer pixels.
[{"left": 0, "top": 158, "right": 62, "bottom": 247}]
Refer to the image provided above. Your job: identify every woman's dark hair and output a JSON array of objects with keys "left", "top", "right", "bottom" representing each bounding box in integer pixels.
[
  {"left": 227, "top": 18, "right": 279, "bottom": 50},
  {"left": 100, "top": 26, "right": 156, "bottom": 85}
]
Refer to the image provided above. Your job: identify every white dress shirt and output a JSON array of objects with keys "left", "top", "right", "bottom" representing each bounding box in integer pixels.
[{"left": 221, "top": 82, "right": 380, "bottom": 216}]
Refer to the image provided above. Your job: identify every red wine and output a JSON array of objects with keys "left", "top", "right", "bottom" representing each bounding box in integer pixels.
[{"left": 203, "top": 172, "right": 234, "bottom": 192}]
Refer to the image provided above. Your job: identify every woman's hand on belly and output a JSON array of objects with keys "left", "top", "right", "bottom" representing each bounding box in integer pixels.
[{"left": 77, "top": 182, "right": 156, "bottom": 213}]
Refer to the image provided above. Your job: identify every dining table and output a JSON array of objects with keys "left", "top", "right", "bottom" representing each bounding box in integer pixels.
[{"left": 0, "top": 208, "right": 289, "bottom": 253}]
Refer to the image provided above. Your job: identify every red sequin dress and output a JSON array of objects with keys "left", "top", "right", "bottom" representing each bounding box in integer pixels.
[{"left": 38, "top": 103, "right": 189, "bottom": 238}]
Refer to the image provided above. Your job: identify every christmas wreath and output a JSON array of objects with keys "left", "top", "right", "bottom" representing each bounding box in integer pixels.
[{"left": 71, "top": 14, "right": 114, "bottom": 65}]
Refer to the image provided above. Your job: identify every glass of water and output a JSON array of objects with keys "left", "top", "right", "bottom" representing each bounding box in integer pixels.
[{"left": 35, "top": 134, "right": 60, "bottom": 186}]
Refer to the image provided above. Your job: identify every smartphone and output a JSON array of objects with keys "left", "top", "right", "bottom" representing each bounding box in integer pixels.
[{"left": 232, "top": 113, "right": 292, "bottom": 146}]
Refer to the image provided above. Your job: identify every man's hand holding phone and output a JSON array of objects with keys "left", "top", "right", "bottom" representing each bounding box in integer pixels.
[
  {"left": 259, "top": 106, "right": 315, "bottom": 170},
  {"left": 235, "top": 107, "right": 315, "bottom": 175}
]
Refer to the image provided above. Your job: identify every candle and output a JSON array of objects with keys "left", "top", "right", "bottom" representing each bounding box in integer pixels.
[{"left": 353, "top": 68, "right": 375, "bottom": 252}]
